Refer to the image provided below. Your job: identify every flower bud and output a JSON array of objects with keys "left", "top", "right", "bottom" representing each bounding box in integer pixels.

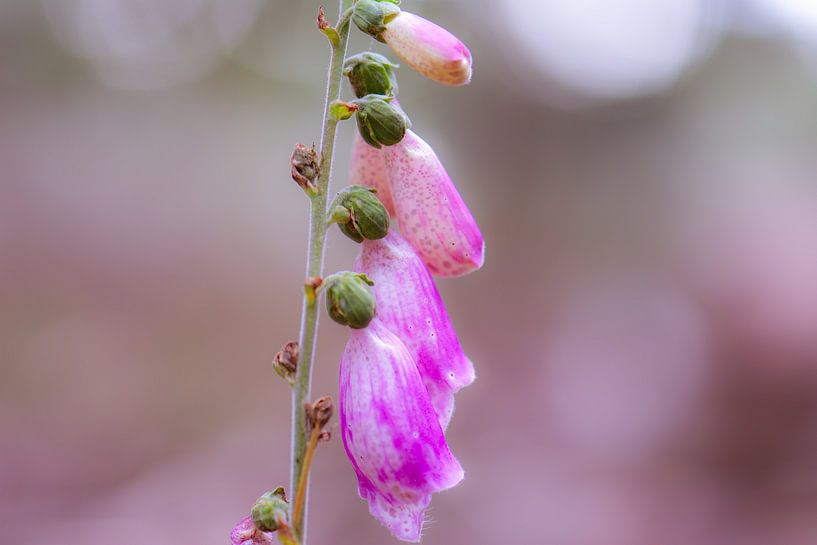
[
  {"left": 323, "top": 271, "right": 376, "bottom": 329},
  {"left": 290, "top": 143, "right": 319, "bottom": 193},
  {"left": 331, "top": 185, "right": 390, "bottom": 243},
  {"left": 251, "top": 487, "right": 288, "bottom": 533},
  {"left": 354, "top": 95, "right": 409, "bottom": 149},
  {"left": 344, "top": 52, "right": 399, "bottom": 98},
  {"left": 382, "top": 12, "right": 472, "bottom": 86},
  {"left": 272, "top": 341, "right": 298, "bottom": 386},
  {"left": 352, "top": 0, "right": 401, "bottom": 42},
  {"left": 306, "top": 396, "right": 334, "bottom": 430}
]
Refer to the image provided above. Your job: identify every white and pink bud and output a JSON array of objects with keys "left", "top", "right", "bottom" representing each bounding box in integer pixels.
[
  {"left": 385, "top": 129, "right": 484, "bottom": 277},
  {"left": 339, "top": 319, "right": 464, "bottom": 542},
  {"left": 355, "top": 231, "right": 475, "bottom": 427},
  {"left": 352, "top": 2, "right": 472, "bottom": 86},
  {"left": 382, "top": 11, "right": 472, "bottom": 86}
]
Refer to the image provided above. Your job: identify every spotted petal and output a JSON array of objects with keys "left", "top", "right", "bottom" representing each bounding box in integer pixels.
[{"left": 384, "top": 129, "right": 484, "bottom": 277}]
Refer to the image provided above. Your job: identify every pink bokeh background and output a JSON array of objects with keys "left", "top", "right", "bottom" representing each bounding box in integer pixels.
[{"left": 2, "top": 1, "right": 817, "bottom": 544}]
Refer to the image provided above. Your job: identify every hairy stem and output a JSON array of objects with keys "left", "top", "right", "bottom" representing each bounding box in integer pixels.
[{"left": 291, "top": 1, "right": 354, "bottom": 543}]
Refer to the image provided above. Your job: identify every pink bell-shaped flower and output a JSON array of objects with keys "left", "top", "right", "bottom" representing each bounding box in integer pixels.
[
  {"left": 339, "top": 318, "right": 464, "bottom": 542},
  {"left": 355, "top": 230, "right": 475, "bottom": 427},
  {"left": 382, "top": 11, "right": 472, "bottom": 86},
  {"left": 384, "top": 129, "right": 484, "bottom": 277},
  {"left": 349, "top": 130, "right": 395, "bottom": 216}
]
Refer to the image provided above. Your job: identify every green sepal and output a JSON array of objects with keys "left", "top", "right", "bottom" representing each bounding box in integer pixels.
[
  {"left": 324, "top": 271, "right": 376, "bottom": 329},
  {"left": 329, "top": 100, "right": 357, "bottom": 121},
  {"left": 354, "top": 95, "right": 409, "bottom": 148},
  {"left": 352, "top": 0, "right": 401, "bottom": 42},
  {"left": 330, "top": 185, "right": 390, "bottom": 243},
  {"left": 320, "top": 26, "right": 340, "bottom": 46},
  {"left": 251, "top": 487, "right": 289, "bottom": 533},
  {"left": 344, "top": 52, "right": 399, "bottom": 98}
]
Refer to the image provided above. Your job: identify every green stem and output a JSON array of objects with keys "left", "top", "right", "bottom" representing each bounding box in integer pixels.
[{"left": 291, "top": 1, "right": 354, "bottom": 543}]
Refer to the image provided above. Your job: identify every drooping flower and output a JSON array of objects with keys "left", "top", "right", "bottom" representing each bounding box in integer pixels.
[
  {"left": 384, "top": 129, "right": 484, "bottom": 277},
  {"left": 230, "top": 516, "right": 274, "bottom": 545},
  {"left": 381, "top": 11, "right": 472, "bottom": 86},
  {"left": 349, "top": 130, "right": 396, "bottom": 216},
  {"left": 339, "top": 318, "right": 464, "bottom": 542},
  {"left": 355, "top": 231, "right": 475, "bottom": 427}
]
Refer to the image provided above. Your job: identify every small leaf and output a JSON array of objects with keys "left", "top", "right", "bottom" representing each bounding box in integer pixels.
[
  {"left": 329, "top": 100, "right": 358, "bottom": 121},
  {"left": 320, "top": 26, "right": 339, "bottom": 46}
]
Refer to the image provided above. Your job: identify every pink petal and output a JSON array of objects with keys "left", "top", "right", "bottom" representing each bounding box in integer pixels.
[
  {"left": 384, "top": 129, "right": 484, "bottom": 277},
  {"left": 229, "top": 516, "right": 274, "bottom": 545},
  {"left": 349, "top": 130, "right": 395, "bottom": 216},
  {"left": 383, "top": 12, "right": 472, "bottom": 86},
  {"left": 355, "top": 231, "right": 475, "bottom": 428},
  {"left": 340, "top": 319, "right": 464, "bottom": 542}
]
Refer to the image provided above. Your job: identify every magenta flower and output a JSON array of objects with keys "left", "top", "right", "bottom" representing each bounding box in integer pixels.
[
  {"left": 349, "top": 130, "right": 395, "bottom": 216},
  {"left": 339, "top": 318, "right": 464, "bottom": 542},
  {"left": 230, "top": 516, "right": 274, "bottom": 545},
  {"left": 384, "top": 129, "right": 484, "bottom": 277},
  {"left": 354, "top": 230, "right": 475, "bottom": 427},
  {"left": 382, "top": 12, "right": 472, "bottom": 86}
]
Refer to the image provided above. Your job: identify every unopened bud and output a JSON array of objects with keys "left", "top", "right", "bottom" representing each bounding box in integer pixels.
[
  {"left": 330, "top": 185, "right": 389, "bottom": 243},
  {"left": 352, "top": 0, "right": 401, "bottom": 42},
  {"left": 306, "top": 396, "right": 334, "bottom": 430},
  {"left": 344, "top": 52, "right": 399, "bottom": 98},
  {"left": 272, "top": 341, "right": 299, "bottom": 385},
  {"left": 323, "top": 271, "right": 376, "bottom": 329},
  {"left": 291, "top": 143, "right": 319, "bottom": 193},
  {"left": 251, "top": 487, "right": 288, "bottom": 533},
  {"left": 354, "top": 95, "right": 409, "bottom": 149}
]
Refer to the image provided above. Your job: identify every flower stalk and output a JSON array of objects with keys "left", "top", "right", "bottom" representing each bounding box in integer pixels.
[
  {"left": 291, "top": 1, "right": 355, "bottom": 543},
  {"left": 292, "top": 424, "right": 321, "bottom": 532}
]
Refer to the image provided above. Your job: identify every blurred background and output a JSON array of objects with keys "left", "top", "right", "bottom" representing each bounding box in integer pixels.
[{"left": 2, "top": 1, "right": 817, "bottom": 544}]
